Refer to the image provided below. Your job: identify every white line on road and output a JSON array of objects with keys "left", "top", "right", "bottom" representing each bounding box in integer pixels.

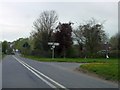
[
  {"left": 13, "top": 56, "right": 68, "bottom": 89},
  {"left": 13, "top": 56, "right": 56, "bottom": 88}
]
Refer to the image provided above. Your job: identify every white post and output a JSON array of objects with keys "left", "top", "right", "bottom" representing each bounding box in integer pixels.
[
  {"left": 52, "top": 45, "right": 55, "bottom": 59},
  {"left": 105, "top": 42, "right": 109, "bottom": 59},
  {"left": 52, "top": 48, "right": 54, "bottom": 59},
  {"left": 48, "top": 42, "right": 59, "bottom": 59}
]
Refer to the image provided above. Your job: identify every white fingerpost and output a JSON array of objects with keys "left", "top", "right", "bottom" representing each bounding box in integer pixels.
[{"left": 48, "top": 42, "right": 59, "bottom": 59}]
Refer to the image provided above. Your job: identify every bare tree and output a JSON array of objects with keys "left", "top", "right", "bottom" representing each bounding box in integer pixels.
[
  {"left": 73, "top": 18, "right": 107, "bottom": 57},
  {"left": 31, "top": 10, "right": 58, "bottom": 56},
  {"left": 73, "top": 27, "right": 85, "bottom": 57},
  {"left": 33, "top": 10, "right": 58, "bottom": 34},
  {"left": 109, "top": 33, "right": 119, "bottom": 50}
]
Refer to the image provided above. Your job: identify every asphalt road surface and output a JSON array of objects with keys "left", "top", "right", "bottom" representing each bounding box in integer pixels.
[{"left": 2, "top": 55, "right": 118, "bottom": 89}]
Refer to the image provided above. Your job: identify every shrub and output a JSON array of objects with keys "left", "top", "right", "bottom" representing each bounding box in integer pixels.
[{"left": 109, "top": 50, "right": 120, "bottom": 58}]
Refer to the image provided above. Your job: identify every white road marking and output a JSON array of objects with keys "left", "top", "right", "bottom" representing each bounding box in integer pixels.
[
  {"left": 13, "top": 56, "right": 67, "bottom": 89},
  {"left": 13, "top": 56, "right": 56, "bottom": 88}
]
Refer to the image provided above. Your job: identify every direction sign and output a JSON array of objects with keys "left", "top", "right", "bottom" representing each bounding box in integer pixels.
[
  {"left": 48, "top": 42, "right": 59, "bottom": 46},
  {"left": 48, "top": 42, "right": 59, "bottom": 59}
]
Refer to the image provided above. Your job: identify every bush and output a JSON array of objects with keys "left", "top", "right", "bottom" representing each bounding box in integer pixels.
[
  {"left": 96, "top": 50, "right": 120, "bottom": 58},
  {"left": 109, "top": 50, "right": 120, "bottom": 58},
  {"left": 31, "top": 49, "right": 51, "bottom": 58}
]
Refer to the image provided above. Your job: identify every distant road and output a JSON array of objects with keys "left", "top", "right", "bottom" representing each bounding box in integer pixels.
[{"left": 2, "top": 55, "right": 118, "bottom": 89}]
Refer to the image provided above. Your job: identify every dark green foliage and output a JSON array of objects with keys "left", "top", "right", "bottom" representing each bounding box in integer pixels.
[
  {"left": 23, "top": 42, "right": 30, "bottom": 48},
  {"left": 2, "top": 41, "right": 8, "bottom": 54},
  {"left": 13, "top": 38, "right": 31, "bottom": 55},
  {"left": 109, "top": 33, "right": 119, "bottom": 50},
  {"left": 22, "top": 42, "right": 31, "bottom": 55},
  {"left": 118, "top": 33, "right": 120, "bottom": 50},
  {"left": 2, "top": 41, "right": 13, "bottom": 55},
  {"left": 7, "top": 48, "right": 13, "bottom": 55},
  {"left": 109, "top": 33, "right": 120, "bottom": 58},
  {"left": 109, "top": 50, "right": 120, "bottom": 58}
]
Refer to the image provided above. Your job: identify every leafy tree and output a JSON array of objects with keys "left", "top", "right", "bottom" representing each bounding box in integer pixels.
[
  {"left": 109, "top": 33, "right": 120, "bottom": 58},
  {"left": 109, "top": 33, "right": 119, "bottom": 50},
  {"left": 13, "top": 38, "right": 24, "bottom": 50},
  {"left": 73, "top": 28, "right": 85, "bottom": 57},
  {"left": 2, "top": 41, "right": 8, "bottom": 54},
  {"left": 13, "top": 38, "right": 31, "bottom": 55},
  {"left": 23, "top": 42, "right": 30, "bottom": 48},
  {"left": 54, "top": 22, "right": 73, "bottom": 58},
  {"left": 118, "top": 33, "right": 120, "bottom": 50},
  {"left": 22, "top": 42, "right": 31, "bottom": 55},
  {"left": 31, "top": 10, "right": 58, "bottom": 57},
  {"left": 74, "top": 19, "right": 107, "bottom": 57}
]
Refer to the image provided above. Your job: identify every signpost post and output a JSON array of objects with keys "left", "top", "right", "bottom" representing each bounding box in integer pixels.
[
  {"left": 48, "top": 42, "right": 59, "bottom": 59},
  {"left": 105, "top": 42, "right": 109, "bottom": 59}
]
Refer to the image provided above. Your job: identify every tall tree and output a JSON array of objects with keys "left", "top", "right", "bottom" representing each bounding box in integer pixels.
[
  {"left": 109, "top": 33, "right": 120, "bottom": 58},
  {"left": 2, "top": 41, "right": 8, "bottom": 54},
  {"left": 31, "top": 10, "right": 58, "bottom": 56},
  {"left": 54, "top": 22, "right": 73, "bottom": 58},
  {"left": 109, "top": 33, "right": 119, "bottom": 50},
  {"left": 74, "top": 19, "right": 107, "bottom": 57},
  {"left": 73, "top": 28, "right": 85, "bottom": 57},
  {"left": 13, "top": 38, "right": 31, "bottom": 55},
  {"left": 118, "top": 33, "right": 120, "bottom": 50}
]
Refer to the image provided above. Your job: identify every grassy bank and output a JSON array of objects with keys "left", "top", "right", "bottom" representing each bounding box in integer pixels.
[
  {"left": 22, "top": 55, "right": 118, "bottom": 82},
  {"left": 22, "top": 55, "right": 118, "bottom": 63},
  {"left": 80, "top": 62, "right": 118, "bottom": 82}
]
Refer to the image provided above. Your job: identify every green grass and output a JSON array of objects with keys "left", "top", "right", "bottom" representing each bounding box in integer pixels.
[
  {"left": 22, "top": 55, "right": 119, "bottom": 82},
  {"left": 80, "top": 63, "right": 118, "bottom": 81},
  {"left": 22, "top": 55, "right": 118, "bottom": 63}
]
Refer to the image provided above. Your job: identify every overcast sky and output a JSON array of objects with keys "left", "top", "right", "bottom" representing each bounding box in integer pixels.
[{"left": 0, "top": 1, "right": 118, "bottom": 42}]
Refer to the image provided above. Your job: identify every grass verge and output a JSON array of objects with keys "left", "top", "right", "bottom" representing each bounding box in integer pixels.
[
  {"left": 22, "top": 55, "right": 119, "bottom": 82},
  {"left": 22, "top": 55, "right": 118, "bottom": 63},
  {"left": 80, "top": 63, "right": 118, "bottom": 82}
]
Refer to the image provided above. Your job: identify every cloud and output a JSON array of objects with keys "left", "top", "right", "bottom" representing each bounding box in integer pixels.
[{"left": 0, "top": 2, "right": 118, "bottom": 42}]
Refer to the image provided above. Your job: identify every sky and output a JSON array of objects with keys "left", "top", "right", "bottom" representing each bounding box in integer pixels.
[{"left": 0, "top": 0, "right": 118, "bottom": 42}]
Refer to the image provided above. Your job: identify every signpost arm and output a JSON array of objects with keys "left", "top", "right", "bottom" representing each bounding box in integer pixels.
[{"left": 48, "top": 42, "right": 59, "bottom": 59}]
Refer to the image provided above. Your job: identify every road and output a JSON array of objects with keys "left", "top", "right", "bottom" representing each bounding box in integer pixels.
[{"left": 2, "top": 55, "right": 118, "bottom": 89}]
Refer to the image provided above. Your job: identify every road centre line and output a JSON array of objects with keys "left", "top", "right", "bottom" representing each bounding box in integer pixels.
[
  {"left": 13, "top": 56, "right": 68, "bottom": 89},
  {"left": 20, "top": 60, "right": 67, "bottom": 88},
  {"left": 13, "top": 56, "right": 56, "bottom": 88}
]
